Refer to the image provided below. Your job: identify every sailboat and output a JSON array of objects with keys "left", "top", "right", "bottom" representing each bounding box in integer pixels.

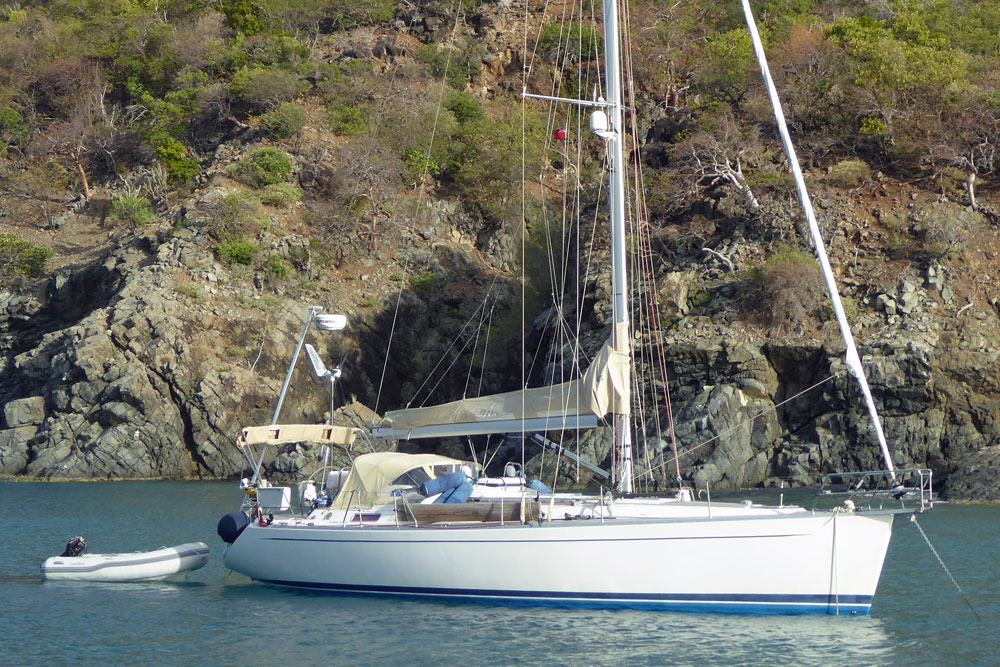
[{"left": 218, "top": 0, "right": 933, "bottom": 614}]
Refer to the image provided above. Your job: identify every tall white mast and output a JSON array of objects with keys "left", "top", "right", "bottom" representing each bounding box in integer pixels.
[
  {"left": 522, "top": 0, "right": 634, "bottom": 491},
  {"left": 602, "top": 0, "right": 633, "bottom": 492}
]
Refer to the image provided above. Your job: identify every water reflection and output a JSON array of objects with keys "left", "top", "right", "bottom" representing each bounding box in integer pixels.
[
  {"left": 217, "top": 583, "right": 895, "bottom": 665},
  {"left": 41, "top": 578, "right": 209, "bottom": 593}
]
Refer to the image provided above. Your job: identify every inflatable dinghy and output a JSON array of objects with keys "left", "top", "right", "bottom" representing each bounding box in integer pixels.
[{"left": 41, "top": 541, "right": 210, "bottom": 582}]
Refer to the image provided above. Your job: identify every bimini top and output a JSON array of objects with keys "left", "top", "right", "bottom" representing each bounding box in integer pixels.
[{"left": 331, "top": 452, "right": 469, "bottom": 509}]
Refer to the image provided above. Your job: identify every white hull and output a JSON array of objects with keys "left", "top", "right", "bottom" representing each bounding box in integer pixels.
[
  {"left": 42, "top": 542, "right": 211, "bottom": 582},
  {"left": 224, "top": 510, "right": 897, "bottom": 615}
]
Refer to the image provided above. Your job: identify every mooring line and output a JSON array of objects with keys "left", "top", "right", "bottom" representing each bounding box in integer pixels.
[{"left": 911, "top": 515, "right": 981, "bottom": 620}]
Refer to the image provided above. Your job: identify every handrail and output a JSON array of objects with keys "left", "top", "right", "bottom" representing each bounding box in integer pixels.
[{"left": 814, "top": 468, "right": 934, "bottom": 512}]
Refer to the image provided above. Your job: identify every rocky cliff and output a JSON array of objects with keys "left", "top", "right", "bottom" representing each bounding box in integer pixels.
[{"left": 4, "top": 195, "right": 999, "bottom": 500}]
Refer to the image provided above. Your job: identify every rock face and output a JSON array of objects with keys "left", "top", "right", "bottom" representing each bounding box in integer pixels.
[
  {"left": 631, "top": 322, "right": 997, "bottom": 498},
  {"left": 0, "top": 39, "right": 997, "bottom": 502},
  {"left": 0, "top": 229, "right": 293, "bottom": 479},
  {"left": 942, "top": 445, "right": 1000, "bottom": 501},
  {"left": 515, "top": 306, "right": 1000, "bottom": 501},
  {"left": 3, "top": 216, "right": 1000, "bottom": 501}
]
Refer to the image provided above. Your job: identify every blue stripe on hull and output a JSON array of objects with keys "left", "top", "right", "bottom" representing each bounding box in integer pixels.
[{"left": 255, "top": 579, "right": 873, "bottom": 615}]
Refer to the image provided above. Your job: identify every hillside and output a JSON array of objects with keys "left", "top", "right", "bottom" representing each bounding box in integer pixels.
[{"left": 1, "top": 0, "right": 1000, "bottom": 499}]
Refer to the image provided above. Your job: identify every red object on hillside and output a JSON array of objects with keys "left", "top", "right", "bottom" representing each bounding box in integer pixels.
[{"left": 553, "top": 128, "right": 567, "bottom": 141}]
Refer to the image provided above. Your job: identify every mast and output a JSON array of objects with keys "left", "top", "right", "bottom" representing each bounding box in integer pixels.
[
  {"left": 602, "top": 0, "right": 633, "bottom": 492},
  {"left": 521, "top": 0, "right": 634, "bottom": 492}
]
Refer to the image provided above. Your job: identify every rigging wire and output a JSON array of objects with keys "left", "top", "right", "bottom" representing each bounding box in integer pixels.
[
  {"left": 644, "top": 371, "right": 845, "bottom": 481},
  {"left": 520, "top": 0, "right": 533, "bottom": 474},
  {"left": 617, "top": 0, "right": 683, "bottom": 487},
  {"left": 463, "top": 300, "right": 493, "bottom": 398},
  {"left": 408, "top": 284, "right": 502, "bottom": 406},
  {"left": 373, "top": 0, "right": 468, "bottom": 416},
  {"left": 475, "top": 304, "right": 495, "bottom": 398},
  {"left": 523, "top": 0, "right": 591, "bottom": 481}
]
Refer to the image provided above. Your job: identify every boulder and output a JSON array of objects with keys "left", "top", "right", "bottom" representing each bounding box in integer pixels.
[
  {"left": 0, "top": 426, "right": 36, "bottom": 475},
  {"left": 656, "top": 272, "right": 690, "bottom": 321},
  {"left": 3, "top": 396, "right": 46, "bottom": 428}
]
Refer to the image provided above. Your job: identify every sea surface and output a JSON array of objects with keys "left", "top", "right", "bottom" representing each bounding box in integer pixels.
[{"left": 0, "top": 481, "right": 996, "bottom": 666}]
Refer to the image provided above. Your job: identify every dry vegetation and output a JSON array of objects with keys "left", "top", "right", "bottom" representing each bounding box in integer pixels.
[{"left": 1, "top": 0, "right": 1000, "bottom": 339}]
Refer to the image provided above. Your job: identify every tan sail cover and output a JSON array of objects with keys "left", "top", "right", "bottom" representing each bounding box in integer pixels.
[
  {"left": 332, "top": 452, "right": 467, "bottom": 509},
  {"left": 377, "top": 324, "right": 630, "bottom": 438},
  {"left": 238, "top": 424, "right": 359, "bottom": 449}
]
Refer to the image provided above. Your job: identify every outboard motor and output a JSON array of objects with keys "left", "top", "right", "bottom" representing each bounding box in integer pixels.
[
  {"left": 60, "top": 536, "right": 87, "bottom": 557},
  {"left": 217, "top": 511, "right": 251, "bottom": 544}
]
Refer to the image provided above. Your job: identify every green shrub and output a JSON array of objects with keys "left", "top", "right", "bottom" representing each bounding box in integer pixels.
[
  {"left": 1, "top": 6, "right": 27, "bottom": 22},
  {"left": 436, "top": 105, "right": 544, "bottom": 225},
  {"left": 0, "top": 233, "right": 52, "bottom": 283},
  {"left": 539, "top": 22, "right": 603, "bottom": 61},
  {"left": 0, "top": 107, "right": 28, "bottom": 157},
  {"left": 410, "top": 271, "right": 440, "bottom": 295},
  {"left": 178, "top": 285, "right": 206, "bottom": 301},
  {"left": 252, "top": 34, "right": 312, "bottom": 67},
  {"left": 217, "top": 0, "right": 266, "bottom": 36},
  {"left": 264, "top": 254, "right": 291, "bottom": 280},
  {"left": 702, "top": 28, "right": 757, "bottom": 103},
  {"left": 747, "top": 169, "right": 796, "bottom": 197},
  {"left": 828, "top": 159, "right": 872, "bottom": 188},
  {"left": 259, "top": 102, "right": 308, "bottom": 139},
  {"left": 329, "top": 102, "right": 368, "bottom": 136},
  {"left": 445, "top": 91, "right": 484, "bottom": 124},
  {"left": 827, "top": 14, "right": 970, "bottom": 106},
  {"left": 822, "top": 295, "right": 857, "bottom": 323},
  {"left": 404, "top": 148, "right": 440, "bottom": 184},
  {"left": 164, "top": 71, "right": 210, "bottom": 114},
  {"left": 416, "top": 43, "right": 480, "bottom": 90},
  {"left": 859, "top": 116, "right": 888, "bottom": 138},
  {"left": 231, "top": 66, "right": 305, "bottom": 111},
  {"left": 216, "top": 235, "right": 258, "bottom": 265},
  {"left": 111, "top": 191, "right": 156, "bottom": 228},
  {"left": 229, "top": 147, "right": 293, "bottom": 188},
  {"left": 212, "top": 192, "right": 265, "bottom": 237},
  {"left": 919, "top": 210, "right": 970, "bottom": 258},
  {"left": 155, "top": 138, "right": 199, "bottom": 183},
  {"left": 259, "top": 183, "right": 303, "bottom": 208},
  {"left": 327, "top": 0, "right": 398, "bottom": 29},
  {"left": 223, "top": 344, "right": 244, "bottom": 359}
]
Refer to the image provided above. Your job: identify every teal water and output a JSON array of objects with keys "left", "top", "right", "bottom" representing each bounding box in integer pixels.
[{"left": 1, "top": 481, "right": 996, "bottom": 666}]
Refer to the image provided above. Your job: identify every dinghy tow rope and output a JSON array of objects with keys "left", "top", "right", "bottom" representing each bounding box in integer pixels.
[{"left": 910, "top": 515, "right": 981, "bottom": 620}]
